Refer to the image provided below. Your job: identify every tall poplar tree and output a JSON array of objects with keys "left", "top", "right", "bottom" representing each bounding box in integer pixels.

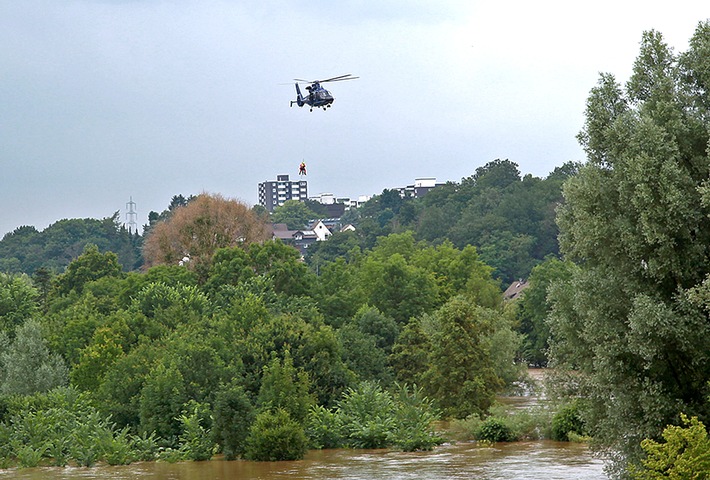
[{"left": 549, "top": 21, "right": 710, "bottom": 473}]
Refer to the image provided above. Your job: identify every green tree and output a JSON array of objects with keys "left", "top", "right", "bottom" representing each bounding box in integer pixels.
[
  {"left": 51, "top": 244, "right": 123, "bottom": 297},
  {"left": 70, "top": 326, "right": 124, "bottom": 391},
  {"left": 0, "top": 318, "right": 68, "bottom": 395},
  {"left": 204, "top": 247, "right": 254, "bottom": 294},
  {"left": 311, "top": 257, "right": 367, "bottom": 327},
  {"left": 243, "top": 408, "right": 308, "bottom": 461},
  {"left": 352, "top": 305, "right": 399, "bottom": 354},
  {"left": 390, "top": 319, "right": 430, "bottom": 386},
  {"left": 0, "top": 215, "right": 141, "bottom": 275},
  {"left": 516, "top": 258, "right": 578, "bottom": 366},
  {"left": 337, "top": 381, "right": 395, "bottom": 449},
  {"left": 412, "top": 242, "right": 501, "bottom": 309},
  {"left": 305, "top": 230, "right": 362, "bottom": 268},
  {"left": 549, "top": 22, "right": 710, "bottom": 470},
  {"left": 161, "top": 326, "right": 225, "bottom": 403},
  {"left": 257, "top": 352, "right": 314, "bottom": 424},
  {"left": 43, "top": 295, "right": 106, "bottom": 366},
  {"left": 421, "top": 296, "right": 504, "bottom": 418},
  {"left": 271, "top": 200, "right": 319, "bottom": 230},
  {"left": 0, "top": 273, "right": 39, "bottom": 336},
  {"left": 247, "top": 241, "right": 316, "bottom": 297},
  {"left": 471, "top": 158, "right": 521, "bottom": 189},
  {"left": 337, "top": 323, "right": 393, "bottom": 385},
  {"left": 139, "top": 361, "right": 187, "bottom": 443},
  {"left": 294, "top": 325, "right": 355, "bottom": 408},
  {"left": 359, "top": 251, "right": 438, "bottom": 324},
  {"left": 177, "top": 401, "right": 215, "bottom": 461},
  {"left": 212, "top": 381, "right": 255, "bottom": 460},
  {"left": 95, "top": 342, "right": 159, "bottom": 429},
  {"left": 388, "top": 383, "right": 441, "bottom": 451}
]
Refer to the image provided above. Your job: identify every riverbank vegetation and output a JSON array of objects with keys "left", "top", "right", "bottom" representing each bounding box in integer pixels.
[
  {"left": 3, "top": 20, "right": 710, "bottom": 479},
  {"left": 0, "top": 220, "right": 519, "bottom": 468}
]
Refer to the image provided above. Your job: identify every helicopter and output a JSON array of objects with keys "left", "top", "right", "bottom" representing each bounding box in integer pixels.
[{"left": 290, "top": 74, "right": 358, "bottom": 111}]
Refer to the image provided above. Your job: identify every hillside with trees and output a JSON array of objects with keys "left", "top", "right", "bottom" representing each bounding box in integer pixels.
[
  {"left": 307, "top": 158, "right": 578, "bottom": 284},
  {"left": 0, "top": 160, "right": 570, "bottom": 287},
  {"left": 0, "top": 213, "right": 142, "bottom": 275}
]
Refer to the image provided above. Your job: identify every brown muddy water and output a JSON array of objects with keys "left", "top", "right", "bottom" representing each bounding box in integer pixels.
[
  {"left": 0, "top": 442, "right": 605, "bottom": 480},
  {"left": 1, "top": 369, "right": 607, "bottom": 479}
]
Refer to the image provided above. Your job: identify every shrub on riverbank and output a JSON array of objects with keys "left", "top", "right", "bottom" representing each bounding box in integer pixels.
[
  {"left": 476, "top": 417, "right": 515, "bottom": 442},
  {"left": 631, "top": 414, "right": 710, "bottom": 478},
  {"left": 550, "top": 400, "right": 587, "bottom": 442},
  {"left": 0, "top": 387, "right": 159, "bottom": 468},
  {"left": 306, "top": 382, "right": 442, "bottom": 452},
  {"left": 449, "top": 403, "right": 554, "bottom": 442},
  {"left": 243, "top": 408, "right": 308, "bottom": 461}
]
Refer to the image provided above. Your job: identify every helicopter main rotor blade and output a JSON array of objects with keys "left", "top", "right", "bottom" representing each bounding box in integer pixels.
[
  {"left": 291, "top": 75, "right": 359, "bottom": 84},
  {"left": 320, "top": 74, "right": 358, "bottom": 83},
  {"left": 324, "top": 76, "right": 359, "bottom": 83}
]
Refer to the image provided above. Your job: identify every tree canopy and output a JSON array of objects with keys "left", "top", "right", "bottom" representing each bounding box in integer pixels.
[
  {"left": 326, "top": 159, "right": 576, "bottom": 283},
  {"left": 0, "top": 213, "right": 141, "bottom": 275},
  {"left": 142, "top": 193, "right": 270, "bottom": 278},
  {"left": 549, "top": 21, "right": 710, "bottom": 471}
]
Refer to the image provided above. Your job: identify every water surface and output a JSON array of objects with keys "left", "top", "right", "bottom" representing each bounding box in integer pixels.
[{"left": 2, "top": 441, "right": 605, "bottom": 480}]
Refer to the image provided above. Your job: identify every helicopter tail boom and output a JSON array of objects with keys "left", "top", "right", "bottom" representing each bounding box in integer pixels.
[{"left": 292, "top": 83, "right": 304, "bottom": 107}]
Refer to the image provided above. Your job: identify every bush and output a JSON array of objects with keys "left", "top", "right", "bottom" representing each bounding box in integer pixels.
[
  {"left": 131, "top": 431, "right": 159, "bottom": 461},
  {"left": 0, "top": 386, "right": 148, "bottom": 468},
  {"left": 244, "top": 409, "right": 307, "bottom": 461},
  {"left": 632, "top": 414, "right": 710, "bottom": 479},
  {"left": 476, "top": 417, "right": 516, "bottom": 443},
  {"left": 15, "top": 442, "right": 46, "bottom": 468},
  {"left": 551, "top": 401, "right": 586, "bottom": 441},
  {"left": 448, "top": 414, "right": 484, "bottom": 441},
  {"left": 449, "top": 403, "right": 554, "bottom": 443},
  {"left": 0, "top": 422, "right": 12, "bottom": 468},
  {"left": 337, "top": 382, "right": 395, "bottom": 449},
  {"left": 307, "top": 404, "right": 343, "bottom": 449},
  {"left": 388, "top": 384, "right": 442, "bottom": 451},
  {"left": 178, "top": 401, "right": 215, "bottom": 461},
  {"left": 489, "top": 403, "right": 551, "bottom": 441},
  {"left": 212, "top": 381, "right": 254, "bottom": 460},
  {"left": 99, "top": 426, "right": 135, "bottom": 466}
]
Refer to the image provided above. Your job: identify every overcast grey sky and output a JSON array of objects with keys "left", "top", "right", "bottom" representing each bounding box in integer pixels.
[{"left": 1, "top": 1, "right": 708, "bottom": 237}]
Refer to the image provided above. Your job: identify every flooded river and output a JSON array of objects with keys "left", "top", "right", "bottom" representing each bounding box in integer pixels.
[
  {"left": 1, "top": 441, "right": 605, "bottom": 480},
  {"left": 1, "top": 369, "right": 607, "bottom": 479}
]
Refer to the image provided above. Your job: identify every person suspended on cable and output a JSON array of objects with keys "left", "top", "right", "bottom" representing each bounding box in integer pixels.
[{"left": 299, "top": 161, "right": 307, "bottom": 175}]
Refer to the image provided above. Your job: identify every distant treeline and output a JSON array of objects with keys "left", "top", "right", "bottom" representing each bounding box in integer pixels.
[
  {"left": 309, "top": 159, "right": 579, "bottom": 284},
  {"left": 0, "top": 213, "right": 142, "bottom": 274},
  {"left": 0, "top": 159, "right": 576, "bottom": 285}
]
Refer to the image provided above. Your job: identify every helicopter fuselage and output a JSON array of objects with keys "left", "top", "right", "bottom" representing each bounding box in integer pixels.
[{"left": 292, "top": 82, "right": 333, "bottom": 111}]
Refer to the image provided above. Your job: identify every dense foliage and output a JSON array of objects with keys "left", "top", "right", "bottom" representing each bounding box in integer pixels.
[
  {"left": 0, "top": 226, "right": 520, "bottom": 466},
  {"left": 0, "top": 214, "right": 141, "bottom": 274},
  {"left": 142, "top": 193, "right": 271, "bottom": 279},
  {"left": 309, "top": 159, "right": 577, "bottom": 284},
  {"left": 631, "top": 414, "right": 710, "bottom": 478},
  {"left": 548, "top": 21, "right": 710, "bottom": 475}
]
